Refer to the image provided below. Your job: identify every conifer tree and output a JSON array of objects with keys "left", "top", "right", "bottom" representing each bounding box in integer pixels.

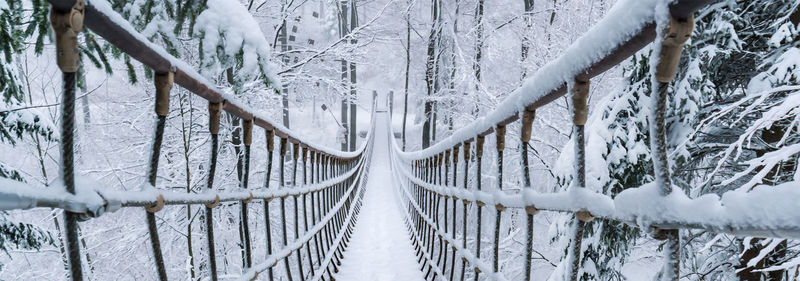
[
  {"left": 0, "top": 0, "right": 56, "bottom": 265},
  {"left": 550, "top": 1, "right": 800, "bottom": 280}
]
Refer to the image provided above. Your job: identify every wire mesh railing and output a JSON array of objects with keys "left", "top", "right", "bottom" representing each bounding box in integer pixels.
[
  {"left": 0, "top": 1, "right": 375, "bottom": 280},
  {"left": 390, "top": 0, "right": 800, "bottom": 280}
]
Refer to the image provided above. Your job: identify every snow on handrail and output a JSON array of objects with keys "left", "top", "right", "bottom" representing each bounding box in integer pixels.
[
  {"left": 49, "top": 0, "right": 365, "bottom": 159},
  {"left": 389, "top": 117, "right": 800, "bottom": 239},
  {"left": 0, "top": 160, "right": 360, "bottom": 212},
  {"left": 396, "top": 0, "right": 714, "bottom": 161}
]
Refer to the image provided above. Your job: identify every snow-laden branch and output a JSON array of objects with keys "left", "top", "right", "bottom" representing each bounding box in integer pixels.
[
  {"left": 195, "top": 0, "right": 280, "bottom": 88},
  {"left": 397, "top": 0, "right": 712, "bottom": 160}
]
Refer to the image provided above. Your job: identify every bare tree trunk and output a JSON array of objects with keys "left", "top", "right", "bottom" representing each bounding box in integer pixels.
[
  {"left": 77, "top": 226, "right": 96, "bottom": 280},
  {"left": 341, "top": 82, "right": 348, "bottom": 151},
  {"left": 389, "top": 91, "right": 394, "bottom": 114},
  {"left": 423, "top": 0, "right": 442, "bottom": 148},
  {"left": 349, "top": 0, "right": 358, "bottom": 151},
  {"left": 521, "top": 0, "right": 534, "bottom": 79},
  {"left": 402, "top": 0, "right": 411, "bottom": 151},
  {"left": 52, "top": 216, "right": 70, "bottom": 279},
  {"left": 431, "top": 100, "right": 437, "bottom": 142},
  {"left": 472, "top": 0, "right": 485, "bottom": 116},
  {"left": 422, "top": 102, "right": 433, "bottom": 148},
  {"left": 447, "top": 0, "right": 460, "bottom": 134},
  {"left": 178, "top": 90, "right": 197, "bottom": 279},
  {"left": 280, "top": 4, "right": 291, "bottom": 128},
  {"left": 339, "top": 0, "right": 350, "bottom": 151},
  {"left": 545, "top": 0, "right": 558, "bottom": 48},
  {"left": 225, "top": 68, "right": 248, "bottom": 269}
]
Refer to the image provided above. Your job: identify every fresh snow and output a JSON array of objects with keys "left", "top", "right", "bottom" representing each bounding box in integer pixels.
[
  {"left": 195, "top": 0, "right": 280, "bottom": 83},
  {"left": 334, "top": 113, "right": 424, "bottom": 281}
]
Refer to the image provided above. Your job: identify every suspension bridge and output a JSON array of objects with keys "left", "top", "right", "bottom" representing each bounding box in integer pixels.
[{"left": 2, "top": 0, "right": 800, "bottom": 280}]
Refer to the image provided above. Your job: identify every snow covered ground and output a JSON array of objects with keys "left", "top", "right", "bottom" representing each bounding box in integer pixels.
[{"left": 334, "top": 113, "right": 425, "bottom": 281}]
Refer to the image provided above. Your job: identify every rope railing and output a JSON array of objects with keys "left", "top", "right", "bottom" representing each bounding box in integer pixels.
[
  {"left": 391, "top": 152, "right": 505, "bottom": 281},
  {"left": 392, "top": 153, "right": 800, "bottom": 238},
  {"left": 0, "top": 1, "right": 377, "bottom": 281},
  {"left": 240, "top": 133, "right": 374, "bottom": 280},
  {"left": 390, "top": 1, "right": 800, "bottom": 281}
]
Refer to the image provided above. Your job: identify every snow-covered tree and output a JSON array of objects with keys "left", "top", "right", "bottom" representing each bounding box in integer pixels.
[
  {"left": 675, "top": 1, "right": 800, "bottom": 279},
  {"left": 549, "top": 1, "right": 800, "bottom": 280},
  {"left": 0, "top": 0, "right": 57, "bottom": 267}
]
